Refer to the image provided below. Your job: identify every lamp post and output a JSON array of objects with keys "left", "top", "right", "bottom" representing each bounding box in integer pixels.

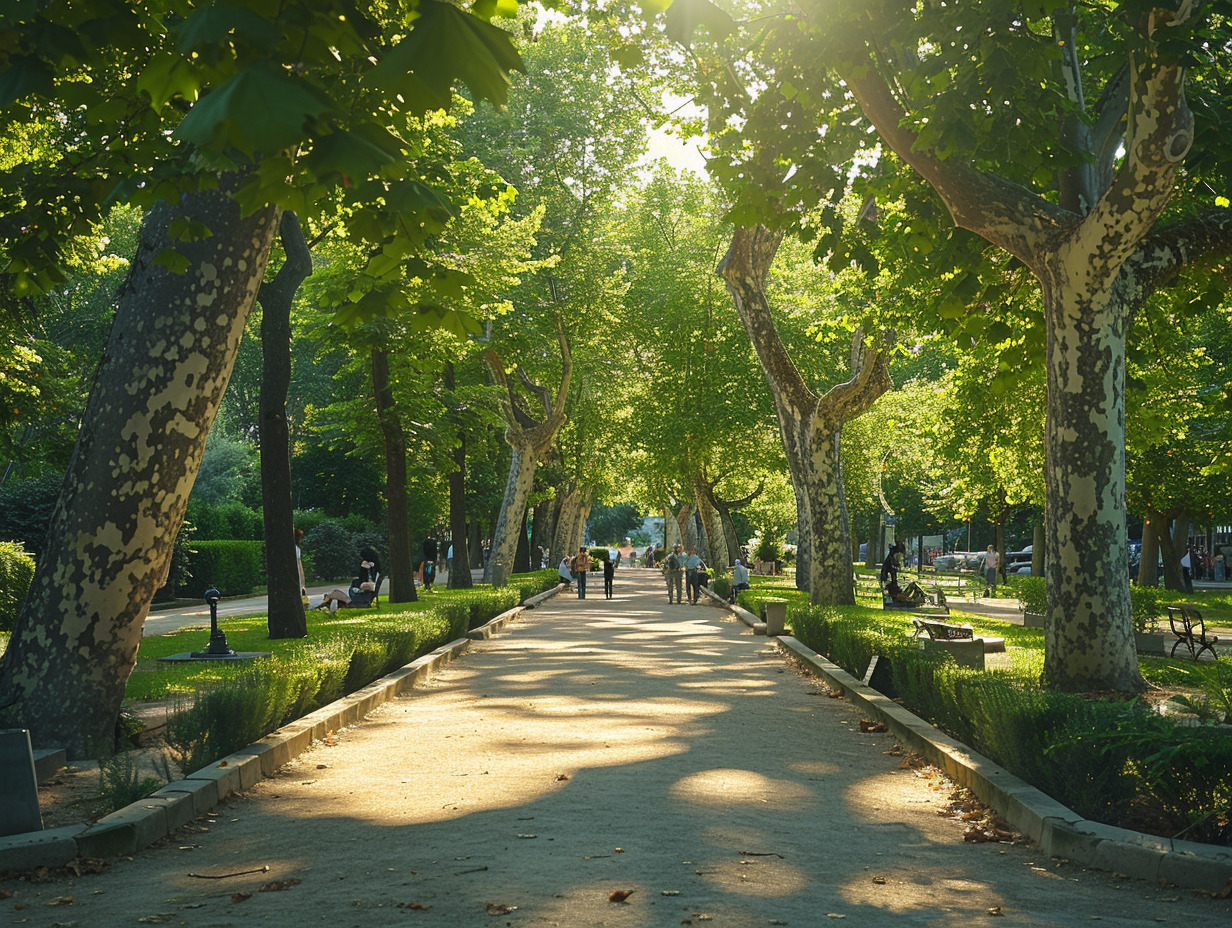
[{"left": 191, "top": 587, "right": 235, "bottom": 658}]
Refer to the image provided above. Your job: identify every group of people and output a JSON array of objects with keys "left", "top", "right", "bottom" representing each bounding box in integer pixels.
[
  {"left": 662, "top": 543, "right": 710, "bottom": 604},
  {"left": 879, "top": 542, "right": 928, "bottom": 606},
  {"left": 558, "top": 546, "right": 616, "bottom": 600}
]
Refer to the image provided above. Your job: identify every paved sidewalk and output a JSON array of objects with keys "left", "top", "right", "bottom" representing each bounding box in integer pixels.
[{"left": 21, "top": 569, "right": 1230, "bottom": 926}]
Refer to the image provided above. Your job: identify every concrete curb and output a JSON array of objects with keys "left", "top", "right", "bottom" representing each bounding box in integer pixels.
[
  {"left": 700, "top": 587, "right": 760, "bottom": 628},
  {"left": 771, "top": 633, "right": 1232, "bottom": 893},
  {"left": 2, "top": 634, "right": 475, "bottom": 869},
  {"left": 7, "top": 585, "right": 571, "bottom": 868}
]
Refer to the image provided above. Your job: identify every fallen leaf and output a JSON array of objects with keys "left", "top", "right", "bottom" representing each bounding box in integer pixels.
[
  {"left": 826, "top": 691, "right": 844, "bottom": 698},
  {"left": 691, "top": 914, "right": 713, "bottom": 921},
  {"left": 609, "top": 889, "right": 635, "bottom": 903},
  {"left": 1219, "top": 877, "right": 1232, "bottom": 899},
  {"left": 859, "top": 720, "right": 888, "bottom": 733},
  {"left": 46, "top": 896, "right": 74, "bottom": 906},
  {"left": 517, "top": 834, "right": 537, "bottom": 839},
  {"left": 218, "top": 761, "right": 228, "bottom": 767},
  {"left": 0, "top": 890, "right": 13, "bottom": 900},
  {"left": 614, "top": 847, "right": 625, "bottom": 853},
  {"left": 181, "top": 903, "right": 207, "bottom": 909},
  {"left": 485, "top": 903, "right": 517, "bottom": 915},
  {"left": 872, "top": 876, "right": 887, "bottom": 884},
  {"left": 317, "top": 764, "right": 329, "bottom": 769},
  {"left": 554, "top": 773, "right": 570, "bottom": 781},
  {"left": 231, "top": 892, "right": 251, "bottom": 904},
  {"left": 258, "top": 878, "right": 302, "bottom": 892},
  {"left": 825, "top": 914, "right": 846, "bottom": 919},
  {"left": 396, "top": 902, "right": 432, "bottom": 910},
  {"left": 136, "top": 916, "right": 176, "bottom": 925},
  {"left": 988, "top": 906, "right": 1004, "bottom": 916},
  {"left": 661, "top": 890, "right": 680, "bottom": 896}
]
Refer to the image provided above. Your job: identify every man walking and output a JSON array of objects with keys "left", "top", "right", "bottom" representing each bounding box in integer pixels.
[
  {"left": 665, "top": 544, "right": 684, "bottom": 604},
  {"left": 574, "top": 545, "right": 591, "bottom": 599},
  {"left": 982, "top": 544, "right": 999, "bottom": 598},
  {"left": 684, "top": 546, "right": 703, "bottom": 605}
]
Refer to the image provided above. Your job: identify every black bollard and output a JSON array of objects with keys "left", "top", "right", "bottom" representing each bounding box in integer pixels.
[{"left": 191, "top": 587, "right": 235, "bottom": 658}]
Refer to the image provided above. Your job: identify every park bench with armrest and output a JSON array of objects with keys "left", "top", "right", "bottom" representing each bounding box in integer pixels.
[
  {"left": 911, "top": 617, "right": 1006, "bottom": 654},
  {"left": 1166, "top": 604, "right": 1219, "bottom": 661}
]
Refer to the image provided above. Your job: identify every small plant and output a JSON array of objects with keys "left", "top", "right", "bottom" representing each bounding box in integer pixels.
[
  {"left": 98, "top": 751, "right": 172, "bottom": 813},
  {"left": 1008, "top": 576, "right": 1046, "bottom": 617},
  {"left": 754, "top": 533, "right": 783, "bottom": 565},
  {"left": 0, "top": 540, "right": 36, "bottom": 633},
  {"left": 1129, "top": 584, "right": 1163, "bottom": 633},
  {"left": 711, "top": 573, "right": 732, "bottom": 600}
]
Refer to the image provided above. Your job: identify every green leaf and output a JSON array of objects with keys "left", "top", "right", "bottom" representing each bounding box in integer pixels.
[
  {"left": 614, "top": 44, "right": 646, "bottom": 70},
  {"left": 166, "top": 217, "right": 214, "bottom": 243},
  {"left": 665, "top": 0, "right": 736, "bottom": 46},
  {"left": 138, "top": 53, "right": 201, "bottom": 110},
  {"left": 0, "top": 56, "right": 55, "bottom": 106},
  {"left": 303, "top": 128, "right": 399, "bottom": 180},
  {"left": 176, "top": 6, "right": 281, "bottom": 54},
  {"left": 367, "top": 0, "right": 524, "bottom": 113},
  {"left": 172, "top": 63, "right": 337, "bottom": 155},
  {"left": 153, "top": 249, "right": 191, "bottom": 275}
]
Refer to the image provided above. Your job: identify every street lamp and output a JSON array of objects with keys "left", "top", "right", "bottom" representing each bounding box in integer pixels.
[{"left": 190, "top": 587, "right": 235, "bottom": 658}]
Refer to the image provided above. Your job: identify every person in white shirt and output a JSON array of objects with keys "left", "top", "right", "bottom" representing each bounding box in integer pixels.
[{"left": 983, "top": 545, "right": 999, "bottom": 597}]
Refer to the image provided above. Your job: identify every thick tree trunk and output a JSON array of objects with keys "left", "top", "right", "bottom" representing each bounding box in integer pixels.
[
  {"left": 513, "top": 505, "right": 531, "bottom": 574},
  {"left": 665, "top": 504, "right": 681, "bottom": 549},
  {"left": 715, "top": 499, "right": 741, "bottom": 567},
  {"left": 372, "top": 349, "right": 416, "bottom": 603},
  {"left": 694, "top": 483, "right": 728, "bottom": 569},
  {"left": 550, "top": 488, "right": 579, "bottom": 565},
  {"left": 543, "top": 492, "right": 563, "bottom": 566},
  {"left": 485, "top": 446, "right": 537, "bottom": 586},
  {"left": 529, "top": 499, "right": 548, "bottom": 570},
  {"left": 799, "top": 419, "right": 857, "bottom": 605},
  {"left": 468, "top": 521, "right": 484, "bottom": 570},
  {"left": 1157, "top": 512, "right": 1187, "bottom": 591},
  {"left": 0, "top": 180, "right": 279, "bottom": 754},
  {"left": 719, "top": 226, "right": 889, "bottom": 606},
  {"left": 259, "top": 212, "right": 312, "bottom": 640},
  {"left": 1137, "top": 515, "right": 1158, "bottom": 587},
  {"left": 1039, "top": 277, "right": 1142, "bottom": 692}
]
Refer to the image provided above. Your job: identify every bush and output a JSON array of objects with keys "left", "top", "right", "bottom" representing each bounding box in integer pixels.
[
  {"left": 166, "top": 609, "right": 453, "bottom": 770},
  {"left": 711, "top": 573, "right": 732, "bottom": 600},
  {"left": 0, "top": 473, "right": 62, "bottom": 554},
  {"left": 303, "top": 522, "right": 357, "bottom": 581},
  {"left": 0, "top": 541, "right": 36, "bottom": 632},
  {"left": 351, "top": 531, "right": 388, "bottom": 570},
  {"left": 1008, "top": 576, "right": 1046, "bottom": 616},
  {"left": 187, "top": 541, "right": 265, "bottom": 596},
  {"left": 755, "top": 533, "right": 782, "bottom": 564},
  {"left": 1129, "top": 584, "right": 1163, "bottom": 633},
  {"left": 589, "top": 547, "right": 609, "bottom": 569},
  {"left": 788, "top": 602, "right": 1232, "bottom": 842}
]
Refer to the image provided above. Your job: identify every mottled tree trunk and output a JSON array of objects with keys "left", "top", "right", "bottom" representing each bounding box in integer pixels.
[
  {"left": 664, "top": 504, "right": 681, "bottom": 549},
  {"left": 443, "top": 363, "right": 472, "bottom": 590},
  {"left": 694, "top": 483, "right": 728, "bottom": 569},
  {"left": 719, "top": 226, "right": 889, "bottom": 606},
  {"left": 1157, "top": 512, "right": 1187, "bottom": 592},
  {"left": 468, "top": 521, "right": 484, "bottom": 570},
  {"left": 1032, "top": 521, "right": 1045, "bottom": 578},
  {"left": 372, "top": 349, "right": 416, "bottom": 603},
  {"left": 799, "top": 418, "right": 857, "bottom": 605},
  {"left": 529, "top": 499, "right": 548, "bottom": 570},
  {"left": 0, "top": 181, "right": 279, "bottom": 754},
  {"left": 550, "top": 488, "right": 579, "bottom": 566},
  {"left": 259, "top": 212, "right": 312, "bottom": 639},
  {"left": 485, "top": 446, "right": 537, "bottom": 586},
  {"left": 513, "top": 506, "right": 531, "bottom": 574},
  {"left": 1039, "top": 277, "right": 1142, "bottom": 692}
]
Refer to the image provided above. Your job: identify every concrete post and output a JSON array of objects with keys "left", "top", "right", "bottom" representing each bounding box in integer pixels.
[{"left": 0, "top": 729, "right": 43, "bottom": 836}]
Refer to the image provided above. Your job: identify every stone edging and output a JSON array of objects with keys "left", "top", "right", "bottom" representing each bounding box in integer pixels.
[
  {"left": 771, "top": 633, "right": 1232, "bottom": 894},
  {"left": 1, "top": 587, "right": 562, "bottom": 872}
]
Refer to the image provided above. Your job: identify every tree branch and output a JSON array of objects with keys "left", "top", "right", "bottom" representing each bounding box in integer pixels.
[
  {"left": 1091, "top": 64, "right": 1130, "bottom": 197},
  {"left": 1122, "top": 210, "right": 1232, "bottom": 301},
  {"left": 817, "top": 330, "right": 892, "bottom": 423},
  {"left": 841, "top": 60, "right": 1071, "bottom": 270}
]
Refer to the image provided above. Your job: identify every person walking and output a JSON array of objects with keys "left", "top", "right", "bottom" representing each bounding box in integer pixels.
[
  {"left": 422, "top": 536, "right": 438, "bottom": 592},
  {"left": 684, "top": 546, "right": 703, "bottom": 605},
  {"left": 602, "top": 553, "right": 615, "bottom": 599},
  {"left": 982, "top": 544, "right": 999, "bottom": 598},
  {"left": 665, "top": 544, "right": 684, "bottom": 604},
  {"left": 574, "top": 545, "right": 591, "bottom": 599}
]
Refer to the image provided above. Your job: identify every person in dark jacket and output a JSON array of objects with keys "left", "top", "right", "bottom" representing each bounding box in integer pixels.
[
  {"left": 602, "top": 554, "right": 615, "bottom": 599},
  {"left": 422, "top": 536, "right": 438, "bottom": 591}
]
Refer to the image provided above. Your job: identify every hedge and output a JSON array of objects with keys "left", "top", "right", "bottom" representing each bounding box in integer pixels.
[
  {"left": 164, "top": 572, "right": 562, "bottom": 771},
  {"left": 187, "top": 540, "right": 265, "bottom": 597},
  {"left": 788, "top": 603, "right": 1232, "bottom": 844},
  {"left": 0, "top": 541, "right": 36, "bottom": 633}
]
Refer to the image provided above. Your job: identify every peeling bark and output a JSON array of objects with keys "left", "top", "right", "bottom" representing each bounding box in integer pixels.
[
  {"left": 483, "top": 324, "right": 571, "bottom": 587},
  {"left": 718, "top": 226, "right": 890, "bottom": 606},
  {"left": 0, "top": 178, "right": 279, "bottom": 754}
]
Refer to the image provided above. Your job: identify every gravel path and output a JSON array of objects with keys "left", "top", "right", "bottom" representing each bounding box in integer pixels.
[{"left": 12, "top": 569, "right": 1229, "bottom": 926}]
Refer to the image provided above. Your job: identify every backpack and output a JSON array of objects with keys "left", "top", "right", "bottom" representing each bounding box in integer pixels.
[{"left": 666, "top": 552, "right": 679, "bottom": 570}]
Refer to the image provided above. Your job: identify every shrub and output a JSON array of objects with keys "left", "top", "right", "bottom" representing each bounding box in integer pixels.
[
  {"left": 0, "top": 541, "right": 36, "bottom": 632},
  {"left": 0, "top": 473, "right": 62, "bottom": 554},
  {"left": 589, "top": 547, "right": 609, "bottom": 568},
  {"left": 303, "top": 522, "right": 358, "bottom": 581},
  {"left": 351, "top": 531, "right": 388, "bottom": 570},
  {"left": 166, "top": 609, "right": 453, "bottom": 770},
  {"left": 755, "top": 533, "right": 782, "bottom": 564},
  {"left": 1129, "top": 584, "right": 1163, "bottom": 633},
  {"left": 187, "top": 541, "right": 265, "bottom": 596},
  {"left": 711, "top": 573, "right": 732, "bottom": 600},
  {"left": 1008, "top": 576, "right": 1046, "bottom": 616}
]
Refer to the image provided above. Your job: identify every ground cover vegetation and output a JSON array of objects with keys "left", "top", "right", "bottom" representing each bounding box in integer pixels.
[{"left": 0, "top": 0, "right": 1228, "bottom": 841}]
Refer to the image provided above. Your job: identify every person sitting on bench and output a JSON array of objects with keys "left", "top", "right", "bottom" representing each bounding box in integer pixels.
[{"left": 881, "top": 542, "right": 925, "bottom": 605}]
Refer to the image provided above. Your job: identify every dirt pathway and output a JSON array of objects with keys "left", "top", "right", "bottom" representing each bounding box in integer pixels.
[{"left": 10, "top": 570, "right": 1228, "bottom": 926}]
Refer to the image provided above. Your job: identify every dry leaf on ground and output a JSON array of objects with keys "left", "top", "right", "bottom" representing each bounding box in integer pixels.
[
  {"left": 859, "top": 720, "right": 887, "bottom": 733},
  {"left": 231, "top": 892, "right": 251, "bottom": 904},
  {"left": 609, "top": 889, "right": 635, "bottom": 902},
  {"left": 485, "top": 902, "right": 517, "bottom": 915},
  {"left": 259, "top": 878, "right": 302, "bottom": 892}
]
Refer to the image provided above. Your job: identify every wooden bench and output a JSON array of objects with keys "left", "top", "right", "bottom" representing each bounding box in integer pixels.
[
  {"left": 912, "top": 618, "right": 1006, "bottom": 654},
  {"left": 883, "top": 582, "right": 950, "bottom": 615},
  {"left": 1166, "top": 605, "right": 1219, "bottom": 661}
]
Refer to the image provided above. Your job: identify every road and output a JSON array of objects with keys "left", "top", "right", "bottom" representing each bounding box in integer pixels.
[{"left": 22, "top": 568, "right": 1229, "bottom": 927}]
